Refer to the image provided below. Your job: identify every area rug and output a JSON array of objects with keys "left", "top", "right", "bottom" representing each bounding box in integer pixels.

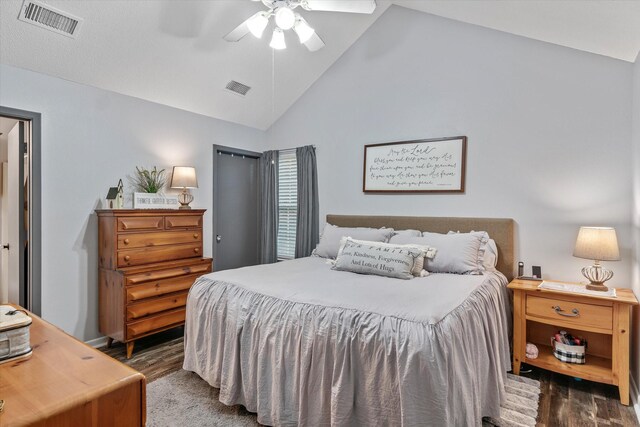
[{"left": 147, "top": 371, "right": 540, "bottom": 427}]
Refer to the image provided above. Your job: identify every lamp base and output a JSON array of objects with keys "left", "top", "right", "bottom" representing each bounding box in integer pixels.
[
  {"left": 178, "top": 188, "right": 194, "bottom": 210},
  {"left": 585, "top": 282, "right": 609, "bottom": 292},
  {"left": 581, "top": 261, "right": 613, "bottom": 292}
]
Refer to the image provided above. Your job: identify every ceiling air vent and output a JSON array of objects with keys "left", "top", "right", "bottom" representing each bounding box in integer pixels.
[
  {"left": 18, "top": 0, "right": 83, "bottom": 38},
  {"left": 225, "top": 80, "right": 251, "bottom": 96}
]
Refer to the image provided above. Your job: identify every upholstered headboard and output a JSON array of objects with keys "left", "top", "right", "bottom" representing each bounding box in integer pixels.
[{"left": 326, "top": 215, "right": 516, "bottom": 280}]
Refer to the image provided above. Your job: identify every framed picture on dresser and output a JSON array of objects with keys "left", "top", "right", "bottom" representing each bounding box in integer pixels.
[{"left": 363, "top": 136, "right": 467, "bottom": 193}]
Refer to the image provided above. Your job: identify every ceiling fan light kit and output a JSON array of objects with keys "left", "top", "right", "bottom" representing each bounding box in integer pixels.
[
  {"left": 270, "top": 27, "right": 286, "bottom": 49},
  {"left": 224, "top": 0, "right": 376, "bottom": 51},
  {"left": 247, "top": 11, "right": 269, "bottom": 38}
]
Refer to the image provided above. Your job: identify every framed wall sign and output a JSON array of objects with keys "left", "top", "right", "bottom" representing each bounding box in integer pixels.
[
  {"left": 363, "top": 136, "right": 467, "bottom": 193},
  {"left": 133, "top": 192, "right": 180, "bottom": 209}
]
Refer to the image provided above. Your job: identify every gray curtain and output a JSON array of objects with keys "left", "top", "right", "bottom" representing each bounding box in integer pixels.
[
  {"left": 258, "top": 150, "right": 279, "bottom": 264},
  {"left": 295, "top": 145, "right": 319, "bottom": 258}
]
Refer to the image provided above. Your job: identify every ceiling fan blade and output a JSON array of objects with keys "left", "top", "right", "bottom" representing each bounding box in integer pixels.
[
  {"left": 304, "top": 32, "right": 325, "bottom": 52},
  {"left": 223, "top": 19, "right": 251, "bottom": 42},
  {"left": 302, "top": 0, "right": 376, "bottom": 14}
]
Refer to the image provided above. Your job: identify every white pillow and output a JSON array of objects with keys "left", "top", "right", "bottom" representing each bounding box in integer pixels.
[
  {"left": 333, "top": 238, "right": 425, "bottom": 280},
  {"left": 395, "top": 232, "right": 487, "bottom": 274},
  {"left": 312, "top": 224, "right": 395, "bottom": 259},
  {"left": 336, "top": 237, "right": 436, "bottom": 277}
]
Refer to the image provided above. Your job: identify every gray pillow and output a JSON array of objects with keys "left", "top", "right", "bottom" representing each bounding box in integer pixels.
[
  {"left": 448, "top": 231, "right": 497, "bottom": 271},
  {"left": 312, "top": 224, "right": 395, "bottom": 259},
  {"left": 389, "top": 229, "right": 422, "bottom": 242},
  {"left": 332, "top": 238, "right": 424, "bottom": 280},
  {"left": 395, "top": 232, "right": 487, "bottom": 274}
]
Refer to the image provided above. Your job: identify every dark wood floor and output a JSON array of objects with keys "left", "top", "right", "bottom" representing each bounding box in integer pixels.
[{"left": 100, "top": 329, "right": 639, "bottom": 426}]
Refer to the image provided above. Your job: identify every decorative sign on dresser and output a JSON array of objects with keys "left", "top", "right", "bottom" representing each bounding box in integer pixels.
[{"left": 96, "top": 209, "right": 212, "bottom": 358}]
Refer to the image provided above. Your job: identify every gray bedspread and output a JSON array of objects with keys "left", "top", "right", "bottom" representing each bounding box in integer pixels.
[{"left": 183, "top": 257, "right": 512, "bottom": 426}]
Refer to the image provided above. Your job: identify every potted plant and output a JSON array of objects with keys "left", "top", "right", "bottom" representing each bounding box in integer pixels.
[{"left": 131, "top": 166, "right": 178, "bottom": 209}]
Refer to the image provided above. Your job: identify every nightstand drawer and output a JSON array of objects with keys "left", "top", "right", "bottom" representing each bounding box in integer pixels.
[{"left": 526, "top": 295, "right": 612, "bottom": 330}]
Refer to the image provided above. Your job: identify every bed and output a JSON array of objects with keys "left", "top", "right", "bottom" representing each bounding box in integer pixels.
[{"left": 183, "top": 215, "right": 515, "bottom": 426}]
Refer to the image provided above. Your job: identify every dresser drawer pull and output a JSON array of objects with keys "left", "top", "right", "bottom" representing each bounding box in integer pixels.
[
  {"left": 124, "top": 238, "right": 130, "bottom": 245},
  {"left": 124, "top": 255, "right": 131, "bottom": 261},
  {"left": 552, "top": 305, "right": 579, "bottom": 317},
  {"left": 194, "top": 248, "right": 199, "bottom": 253},
  {"left": 193, "top": 233, "right": 199, "bottom": 239}
]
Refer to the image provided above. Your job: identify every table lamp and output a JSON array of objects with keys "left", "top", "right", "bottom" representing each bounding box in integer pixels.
[
  {"left": 170, "top": 166, "right": 198, "bottom": 209},
  {"left": 572, "top": 226, "right": 620, "bottom": 292}
]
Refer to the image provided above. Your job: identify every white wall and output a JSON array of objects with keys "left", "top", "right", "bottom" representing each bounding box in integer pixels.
[
  {"left": 632, "top": 50, "right": 640, "bottom": 414},
  {"left": 0, "top": 63, "right": 265, "bottom": 341},
  {"left": 267, "top": 5, "right": 634, "bottom": 287}
]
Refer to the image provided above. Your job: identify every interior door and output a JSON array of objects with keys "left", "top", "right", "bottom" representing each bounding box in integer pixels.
[
  {"left": 6, "top": 122, "right": 25, "bottom": 305},
  {"left": 213, "top": 147, "right": 260, "bottom": 271},
  {"left": 1, "top": 162, "right": 8, "bottom": 302}
]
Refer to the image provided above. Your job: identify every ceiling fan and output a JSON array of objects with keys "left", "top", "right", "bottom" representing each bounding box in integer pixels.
[{"left": 224, "top": 0, "right": 377, "bottom": 51}]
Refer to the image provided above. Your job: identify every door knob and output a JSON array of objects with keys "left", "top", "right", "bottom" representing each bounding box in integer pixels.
[
  {"left": 216, "top": 235, "right": 222, "bottom": 243},
  {"left": 2, "top": 244, "right": 8, "bottom": 250}
]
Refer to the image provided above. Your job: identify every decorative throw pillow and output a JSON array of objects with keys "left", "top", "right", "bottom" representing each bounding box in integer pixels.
[
  {"left": 335, "top": 237, "right": 436, "bottom": 277},
  {"left": 312, "top": 224, "right": 395, "bottom": 259},
  {"left": 332, "top": 238, "right": 425, "bottom": 280},
  {"left": 393, "top": 232, "right": 487, "bottom": 274}
]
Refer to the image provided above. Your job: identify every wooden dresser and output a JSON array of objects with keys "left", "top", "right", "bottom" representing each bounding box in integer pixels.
[
  {"left": 97, "top": 209, "right": 212, "bottom": 358},
  {"left": 0, "top": 305, "right": 145, "bottom": 426}
]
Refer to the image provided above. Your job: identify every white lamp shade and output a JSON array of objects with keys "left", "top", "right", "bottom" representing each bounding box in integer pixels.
[
  {"left": 247, "top": 11, "right": 269, "bottom": 38},
  {"left": 270, "top": 28, "right": 286, "bottom": 49},
  {"left": 573, "top": 226, "right": 620, "bottom": 261},
  {"left": 293, "top": 16, "right": 315, "bottom": 43},
  {"left": 170, "top": 166, "right": 198, "bottom": 189}
]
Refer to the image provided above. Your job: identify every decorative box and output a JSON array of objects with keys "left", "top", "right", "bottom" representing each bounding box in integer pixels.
[
  {"left": 0, "top": 305, "right": 33, "bottom": 363},
  {"left": 551, "top": 337, "right": 586, "bottom": 364}
]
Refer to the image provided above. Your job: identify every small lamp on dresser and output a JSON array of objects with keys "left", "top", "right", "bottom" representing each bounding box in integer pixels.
[
  {"left": 572, "top": 226, "right": 620, "bottom": 292},
  {"left": 170, "top": 166, "right": 198, "bottom": 209}
]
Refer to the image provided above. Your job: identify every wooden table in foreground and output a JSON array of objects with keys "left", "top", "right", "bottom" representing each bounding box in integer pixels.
[
  {"left": 0, "top": 305, "right": 146, "bottom": 426},
  {"left": 508, "top": 279, "right": 638, "bottom": 405}
]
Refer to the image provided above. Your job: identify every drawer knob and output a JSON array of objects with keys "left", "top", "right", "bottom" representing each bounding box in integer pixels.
[
  {"left": 124, "top": 255, "right": 131, "bottom": 262},
  {"left": 194, "top": 248, "right": 199, "bottom": 253},
  {"left": 193, "top": 233, "right": 199, "bottom": 239},
  {"left": 124, "top": 238, "right": 130, "bottom": 245},
  {"left": 552, "top": 305, "right": 579, "bottom": 317}
]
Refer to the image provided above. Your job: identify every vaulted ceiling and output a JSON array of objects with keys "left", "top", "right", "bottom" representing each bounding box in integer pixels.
[{"left": 1, "top": 1, "right": 639, "bottom": 131}]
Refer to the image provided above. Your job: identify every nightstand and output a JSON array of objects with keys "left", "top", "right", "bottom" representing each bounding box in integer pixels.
[{"left": 508, "top": 279, "right": 638, "bottom": 405}]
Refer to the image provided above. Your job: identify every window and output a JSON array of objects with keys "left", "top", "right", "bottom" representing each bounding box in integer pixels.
[{"left": 277, "top": 150, "right": 297, "bottom": 260}]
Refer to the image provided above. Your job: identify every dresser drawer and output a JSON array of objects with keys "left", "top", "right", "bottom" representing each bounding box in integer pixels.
[
  {"left": 126, "top": 293, "right": 188, "bottom": 321},
  {"left": 118, "top": 230, "right": 202, "bottom": 249},
  {"left": 125, "top": 261, "right": 212, "bottom": 285},
  {"left": 117, "top": 216, "right": 163, "bottom": 232},
  {"left": 127, "top": 308, "right": 186, "bottom": 340},
  {"left": 127, "top": 273, "right": 202, "bottom": 303},
  {"left": 526, "top": 295, "right": 613, "bottom": 330},
  {"left": 118, "top": 243, "right": 202, "bottom": 267},
  {"left": 165, "top": 215, "right": 202, "bottom": 230}
]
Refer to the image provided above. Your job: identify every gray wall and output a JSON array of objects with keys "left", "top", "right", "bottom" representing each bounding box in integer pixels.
[
  {"left": 0, "top": 64, "right": 265, "bottom": 341},
  {"left": 267, "top": 5, "right": 634, "bottom": 287},
  {"left": 632, "top": 51, "right": 640, "bottom": 411}
]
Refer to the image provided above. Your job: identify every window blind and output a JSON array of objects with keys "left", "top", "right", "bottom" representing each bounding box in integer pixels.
[{"left": 277, "top": 150, "right": 297, "bottom": 260}]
